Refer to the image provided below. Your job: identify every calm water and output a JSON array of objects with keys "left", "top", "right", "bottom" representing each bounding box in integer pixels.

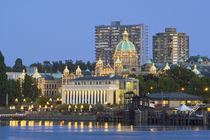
[{"left": 0, "top": 120, "right": 210, "bottom": 140}]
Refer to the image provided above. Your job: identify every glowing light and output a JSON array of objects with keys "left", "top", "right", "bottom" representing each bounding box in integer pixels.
[
  {"left": 204, "top": 87, "right": 208, "bottom": 92},
  {"left": 130, "top": 125, "right": 133, "bottom": 131},
  {"left": 68, "top": 122, "right": 71, "bottom": 128},
  {"left": 20, "top": 120, "right": 27, "bottom": 126},
  {"left": 181, "top": 88, "right": 185, "bottom": 91},
  {"left": 60, "top": 121, "right": 64, "bottom": 126},
  {"left": 80, "top": 122, "right": 84, "bottom": 129},
  {"left": 23, "top": 98, "right": 26, "bottom": 102},
  {"left": 74, "top": 122, "right": 78, "bottom": 128},
  {"left": 28, "top": 121, "right": 34, "bottom": 126},
  {"left": 104, "top": 122, "right": 108, "bottom": 132},
  {"left": 9, "top": 120, "right": 18, "bottom": 126},
  {"left": 15, "top": 98, "right": 18, "bottom": 103},
  {"left": 38, "top": 121, "right": 42, "bottom": 126},
  {"left": 89, "top": 122, "right": 93, "bottom": 132},
  {"left": 117, "top": 123, "right": 122, "bottom": 132}
]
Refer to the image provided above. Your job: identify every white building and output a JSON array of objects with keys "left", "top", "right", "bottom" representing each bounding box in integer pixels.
[{"left": 62, "top": 76, "right": 139, "bottom": 105}]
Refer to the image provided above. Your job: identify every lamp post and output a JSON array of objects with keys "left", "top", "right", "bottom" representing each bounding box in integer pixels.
[
  {"left": 181, "top": 87, "right": 185, "bottom": 92},
  {"left": 89, "top": 105, "right": 92, "bottom": 112},
  {"left": 68, "top": 105, "right": 71, "bottom": 112},
  {"left": 80, "top": 105, "right": 83, "bottom": 112},
  {"left": 204, "top": 87, "right": 208, "bottom": 92}
]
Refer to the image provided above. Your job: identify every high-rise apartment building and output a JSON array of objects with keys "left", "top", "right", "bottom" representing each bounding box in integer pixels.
[
  {"left": 153, "top": 28, "right": 189, "bottom": 64},
  {"left": 95, "top": 21, "right": 148, "bottom": 66}
]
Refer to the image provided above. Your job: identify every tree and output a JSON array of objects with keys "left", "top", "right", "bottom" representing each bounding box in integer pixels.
[
  {"left": 163, "top": 67, "right": 196, "bottom": 88},
  {"left": 22, "top": 75, "right": 41, "bottom": 102},
  {"left": 0, "top": 51, "right": 7, "bottom": 106},
  {"left": 13, "top": 58, "right": 25, "bottom": 72},
  {"left": 144, "top": 80, "right": 157, "bottom": 94},
  {"left": 6, "top": 80, "right": 21, "bottom": 105},
  {"left": 157, "top": 77, "right": 179, "bottom": 92}
]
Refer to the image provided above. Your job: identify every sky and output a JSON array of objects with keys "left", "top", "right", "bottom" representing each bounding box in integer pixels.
[{"left": 0, "top": 0, "right": 210, "bottom": 66}]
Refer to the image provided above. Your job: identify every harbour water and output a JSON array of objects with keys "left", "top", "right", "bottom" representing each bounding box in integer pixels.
[{"left": 0, "top": 120, "right": 210, "bottom": 140}]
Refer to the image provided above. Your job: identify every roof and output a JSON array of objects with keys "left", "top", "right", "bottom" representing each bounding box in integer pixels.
[
  {"left": 71, "top": 75, "right": 125, "bottom": 81},
  {"left": 41, "top": 73, "right": 55, "bottom": 80},
  {"left": 116, "top": 40, "right": 136, "bottom": 51},
  {"left": 147, "top": 92, "right": 201, "bottom": 100},
  {"left": 146, "top": 59, "right": 153, "bottom": 64},
  {"left": 186, "top": 55, "right": 210, "bottom": 63}
]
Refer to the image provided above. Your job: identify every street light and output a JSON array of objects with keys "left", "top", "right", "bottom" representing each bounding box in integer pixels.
[
  {"left": 15, "top": 98, "right": 18, "bottom": 103},
  {"left": 181, "top": 88, "right": 185, "bottom": 92},
  {"left": 89, "top": 105, "right": 92, "bottom": 112},
  {"left": 204, "top": 87, "right": 209, "bottom": 92}
]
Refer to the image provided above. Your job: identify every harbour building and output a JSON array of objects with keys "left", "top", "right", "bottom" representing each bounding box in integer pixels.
[{"left": 61, "top": 76, "right": 139, "bottom": 105}]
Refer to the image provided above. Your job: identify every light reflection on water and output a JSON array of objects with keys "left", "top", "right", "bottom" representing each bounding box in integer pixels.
[
  {"left": 0, "top": 120, "right": 210, "bottom": 140},
  {"left": 2, "top": 120, "right": 209, "bottom": 132}
]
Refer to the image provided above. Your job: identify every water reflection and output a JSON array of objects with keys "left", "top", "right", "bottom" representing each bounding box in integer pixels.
[
  {"left": 44, "top": 121, "right": 53, "bottom": 126},
  {"left": 89, "top": 122, "right": 93, "bottom": 132},
  {"left": 104, "top": 122, "right": 108, "bottom": 132},
  {"left": 117, "top": 123, "right": 121, "bottom": 132},
  {"left": 20, "top": 120, "right": 27, "bottom": 126},
  {"left": 4, "top": 120, "right": 209, "bottom": 132}
]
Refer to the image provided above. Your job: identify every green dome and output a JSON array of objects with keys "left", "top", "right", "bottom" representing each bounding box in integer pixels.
[
  {"left": 198, "top": 57, "right": 203, "bottom": 63},
  {"left": 116, "top": 41, "right": 136, "bottom": 51},
  {"left": 115, "top": 57, "right": 121, "bottom": 64},
  {"left": 146, "top": 59, "right": 152, "bottom": 64},
  {"left": 186, "top": 66, "right": 191, "bottom": 70},
  {"left": 116, "top": 28, "right": 136, "bottom": 51},
  {"left": 32, "top": 68, "right": 41, "bottom": 79}
]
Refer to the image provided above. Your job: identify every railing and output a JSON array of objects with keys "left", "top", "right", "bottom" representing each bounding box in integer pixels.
[
  {"left": 189, "top": 104, "right": 204, "bottom": 115},
  {"left": 0, "top": 114, "right": 26, "bottom": 118}
]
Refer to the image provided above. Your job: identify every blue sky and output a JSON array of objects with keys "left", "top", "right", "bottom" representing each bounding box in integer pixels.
[{"left": 0, "top": 0, "right": 210, "bottom": 66}]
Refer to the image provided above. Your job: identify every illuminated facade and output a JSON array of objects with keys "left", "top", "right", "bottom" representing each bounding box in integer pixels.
[
  {"left": 32, "top": 68, "right": 62, "bottom": 98},
  {"left": 95, "top": 21, "right": 148, "bottom": 66},
  {"left": 153, "top": 28, "right": 189, "bottom": 64},
  {"left": 95, "top": 29, "right": 140, "bottom": 76},
  {"left": 62, "top": 76, "right": 139, "bottom": 105}
]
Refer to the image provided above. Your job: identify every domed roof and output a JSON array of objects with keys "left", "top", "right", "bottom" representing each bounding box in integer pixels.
[
  {"left": 64, "top": 66, "right": 69, "bottom": 73},
  {"left": 97, "top": 57, "right": 103, "bottom": 65},
  {"left": 178, "top": 58, "right": 184, "bottom": 63},
  {"left": 146, "top": 59, "right": 152, "bottom": 64},
  {"left": 85, "top": 68, "right": 90, "bottom": 72},
  {"left": 150, "top": 63, "right": 157, "bottom": 71},
  {"left": 186, "top": 66, "right": 191, "bottom": 70},
  {"left": 115, "top": 28, "right": 136, "bottom": 51},
  {"left": 76, "top": 65, "right": 81, "bottom": 73},
  {"left": 19, "top": 69, "right": 26, "bottom": 79},
  {"left": 32, "top": 68, "right": 41, "bottom": 79},
  {"left": 164, "top": 63, "right": 170, "bottom": 71},
  {"left": 198, "top": 57, "right": 203, "bottom": 63},
  {"left": 53, "top": 71, "right": 62, "bottom": 79},
  {"left": 115, "top": 57, "right": 121, "bottom": 64},
  {"left": 192, "top": 65, "right": 200, "bottom": 75}
]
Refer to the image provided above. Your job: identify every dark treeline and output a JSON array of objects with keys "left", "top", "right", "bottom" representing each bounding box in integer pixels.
[
  {"left": 0, "top": 51, "right": 41, "bottom": 106},
  {"left": 7, "top": 58, "right": 96, "bottom": 73}
]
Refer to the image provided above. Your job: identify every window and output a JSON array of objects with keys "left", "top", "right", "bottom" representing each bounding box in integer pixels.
[{"left": 75, "top": 82, "right": 77, "bottom": 85}]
